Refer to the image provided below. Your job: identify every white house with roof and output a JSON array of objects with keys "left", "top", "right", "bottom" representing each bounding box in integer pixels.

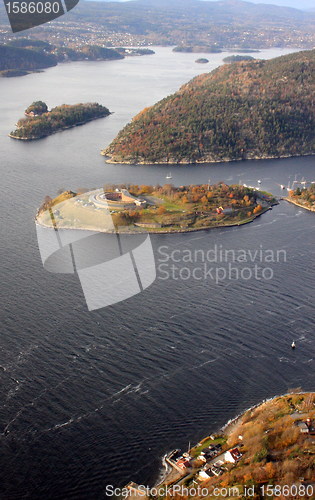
[{"left": 208, "top": 447, "right": 242, "bottom": 467}]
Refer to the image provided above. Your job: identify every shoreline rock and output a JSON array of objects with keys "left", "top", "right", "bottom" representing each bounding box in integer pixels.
[
  {"left": 284, "top": 197, "right": 315, "bottom": 212},
  {"left": 102, "top": 151, "right": 315, "bottom": 166}
]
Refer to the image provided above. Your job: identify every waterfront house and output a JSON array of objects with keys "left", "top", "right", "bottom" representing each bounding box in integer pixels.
[
  {"left": 202, "top": 444, "right": 222, "bottom": 459},
  {"left": 176, "top": 457, "right": 191, "bottom": 470},
  {"left": 208, "top": 447, "right": 242, "bottom": 466},
  {"left": 224, "top": 447, "right": 242, "bottom": 463},
  {"left": 192, "top": 455, "right": 207, "bottom": 468},
  {"left": 210, "top": 465, "right": 224, "bottom": 477},
  {"left": 197, "top": 470, "right": 211, "bottom": 481}
]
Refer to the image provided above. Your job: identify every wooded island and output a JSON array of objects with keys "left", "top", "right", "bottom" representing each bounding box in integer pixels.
[{"left": 9, "top": 101, "right": 111, "bottom": 140}]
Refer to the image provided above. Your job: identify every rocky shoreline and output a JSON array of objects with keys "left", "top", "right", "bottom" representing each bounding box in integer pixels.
[
  {"left": 35, "top": 204, "right": 274, "bottom": 235},
  {"left": 284, "top": 197, "right": 315, "bottom": 212},
  {"left": 102, "top": 151, "right": 315, "bottom": 166}
]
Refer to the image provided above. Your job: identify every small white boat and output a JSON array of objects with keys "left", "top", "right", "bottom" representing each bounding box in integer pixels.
[
  {"left": 166, "top": 172, "right": 172, "bottom": 180},
  {"left": 280, "top": 184, "right": 285, "bottom": 190},
  {"left": 291, "top": 341, "right": 296, "bottom": 349},
  {"left": 258, "top": 179, "right": 262, "bottom": 184}
]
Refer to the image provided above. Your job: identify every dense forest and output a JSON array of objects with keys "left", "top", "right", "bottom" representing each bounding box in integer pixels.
[
  {"left": 104, "top": 49, "right": 315, "bottom": 164},
  {"left": 223, "top": 55, "right": 255, "bottom": 63},
  {"left": 25, "top": 101, "right": 48, "bottom": 116},
  {"left": 54, "top": 45, "right": 124, "bottom": 62},
  {"left": 10, "top": 102, "right": 111, "bottom": 140},
  {"left": 0, "top": 45, "right": 57, "bottom": 72},
  {"left": 6, "top": 39, "right": 52, "bottom": 50},
  {"left": 54, "top": 46, "right": 154, "bottom": 62}
]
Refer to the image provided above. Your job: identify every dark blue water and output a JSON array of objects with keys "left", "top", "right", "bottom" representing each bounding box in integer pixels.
[{"left": 0, "top": 47, "right": 314, "bottom": 499}]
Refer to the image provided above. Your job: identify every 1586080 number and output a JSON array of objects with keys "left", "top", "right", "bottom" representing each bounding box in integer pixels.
[
  {"left": 261, "top": 484, "right": 314, "bottom": 497},
  {"left": 5, "top": 1, "right": 61, "bottom": 14}
]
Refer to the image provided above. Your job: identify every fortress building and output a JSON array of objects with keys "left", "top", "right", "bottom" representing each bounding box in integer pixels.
[{"left": 90, "top": 189, "right": 147, "bottom": 210}]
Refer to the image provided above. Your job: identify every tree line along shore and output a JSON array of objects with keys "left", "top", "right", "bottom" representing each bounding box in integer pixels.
[{"left": 0, "top": 39, "right": 155, "bottom": 77}]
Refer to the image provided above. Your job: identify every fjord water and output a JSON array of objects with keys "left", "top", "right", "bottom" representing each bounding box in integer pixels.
[{"left": 0, "top": 47, "right": 314, "bottom": 498}]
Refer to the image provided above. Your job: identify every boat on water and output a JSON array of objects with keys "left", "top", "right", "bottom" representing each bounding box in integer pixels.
[
  {"left": 166, "top": 172, "right": 172, "bottom": 180},
  {"left": 291, "top": 341, "right": 296, "bottom": 349}
]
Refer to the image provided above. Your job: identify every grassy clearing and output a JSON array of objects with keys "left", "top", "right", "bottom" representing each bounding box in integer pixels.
[{"left": 191, "top": 436, "right": 227, "bottom": 457}]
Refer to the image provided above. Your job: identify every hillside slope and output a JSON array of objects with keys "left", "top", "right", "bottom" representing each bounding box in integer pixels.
[
  {"left": 0, "top": 45, "right": 57, "bottom": 71},
  {"left": 104, "top": 50, "right": 315, "bottom": 165},
  {"left": 168, "top": 392, "right": 315, "bottom": 499},
  {"left": 1, "top": 0, "right": 315, "bottom": 47},
  {"left": 0, "top": 41, "right": 124, "bottom": 75},
  {"left": 67, "top": 0, "right": 315, "bottom": 47}
]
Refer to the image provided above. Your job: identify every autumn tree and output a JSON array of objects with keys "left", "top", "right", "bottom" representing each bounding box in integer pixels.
[
  {"left": 157, "top": 206, "right": 166, "bottom": 215},
  {"left": 253, "top": 204, "right": 263, "bottom": 214},
  {"left": 201, "top": 195, "right": 208, "bottom": 204}
]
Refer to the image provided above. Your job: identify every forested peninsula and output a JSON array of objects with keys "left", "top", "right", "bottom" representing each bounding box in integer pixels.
[
  {"left": 0, "top": 39, "right": 154, "bottom": 77},
  {"left": 9, "top": 102, "right": 111, "bottom": 140},
  {"left": 103, "top": 50, "right": 315, "bottom": 165},
  {"left": 0, "top": 43, "right": 57, "bottom": 77}
]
